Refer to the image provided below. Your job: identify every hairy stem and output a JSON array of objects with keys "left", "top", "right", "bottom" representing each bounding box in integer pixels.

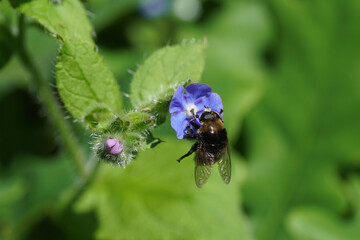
[{"left": 16, "top": 14, "right": 88, "bottom": 178}]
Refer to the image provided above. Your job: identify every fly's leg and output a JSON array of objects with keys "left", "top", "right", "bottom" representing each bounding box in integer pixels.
[
  {"left": 177, "top": 142, "right": 198, "bottom": 163},
  {"left": 184, "top": 132, "right": 197, "bottom": 139},
  {"left": 184, "top": 125, "right": 197, "bottom": 139},
  {"left": 184, "top": 110, "right": 201, "bottom": 139},
  {"left": 189, "top": 118, "right": 201, "bottom": 130},
  {"left": 219, "top": 109, "right": 224, "bottom": 122}
]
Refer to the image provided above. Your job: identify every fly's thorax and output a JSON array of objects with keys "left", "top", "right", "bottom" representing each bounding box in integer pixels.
[
  {"left": 198, "top": 118, "right": 228, "bottom": 147},
  {"left": 198, "top": 118, "right": 225, "bottom": 134}
]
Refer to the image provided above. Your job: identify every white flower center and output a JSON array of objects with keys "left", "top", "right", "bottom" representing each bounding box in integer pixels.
[{"left": 184, "top": 103, "right": 198, "bottom": 118}]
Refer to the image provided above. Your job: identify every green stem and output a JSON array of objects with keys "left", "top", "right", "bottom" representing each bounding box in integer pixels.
[{"left": 16, "top": 14, "right": 88, "bottom": 178}]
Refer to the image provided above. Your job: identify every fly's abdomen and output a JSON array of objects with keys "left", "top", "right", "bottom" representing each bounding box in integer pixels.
[
  {"left": 200, "top": 129, "right": 227, "bottom": 145},
  {"left": 200, "top": 129, "right": 228, "bottom": 155}
]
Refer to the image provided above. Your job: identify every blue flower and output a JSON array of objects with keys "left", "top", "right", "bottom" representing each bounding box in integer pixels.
[
  {"left": 138, "top": 0, "right": 170, "bottom": 19},
  {"left": 169, "top": 83, "right": 223, "bottom": 139}
]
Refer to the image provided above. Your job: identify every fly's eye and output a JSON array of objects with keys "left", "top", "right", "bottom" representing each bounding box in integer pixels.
[{"left": 203, "top": 112, "right": 213, "bottom": 120}]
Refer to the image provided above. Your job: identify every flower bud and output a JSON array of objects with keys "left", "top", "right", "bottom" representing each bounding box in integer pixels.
[{"left": 104, "top": 138, "right": 123, "bottom": 155}]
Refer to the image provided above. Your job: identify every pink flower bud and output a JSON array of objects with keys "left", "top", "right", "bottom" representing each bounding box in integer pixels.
[{"left": 104, "top": 138, "right": 123, "bottom": 155}]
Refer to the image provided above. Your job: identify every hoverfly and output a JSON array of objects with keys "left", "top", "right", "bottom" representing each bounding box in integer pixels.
[{"left": 177, "top": 107, "right": 231, "bottom": 188}]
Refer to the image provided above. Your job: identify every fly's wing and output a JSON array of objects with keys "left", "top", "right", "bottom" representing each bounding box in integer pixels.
[
  {"left": 194, "top": 150, "right": 213, "bottom": 188},
  {"left": 218, "top": 146, "right": 231, "bottom": 184},
  {"left": 195, "top": 163, "right": 213, "bottom": 188}
]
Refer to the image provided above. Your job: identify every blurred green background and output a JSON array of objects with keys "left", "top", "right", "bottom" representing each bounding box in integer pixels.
[{"left": 1, "top": 0, "right": 360, "bottom": 239}]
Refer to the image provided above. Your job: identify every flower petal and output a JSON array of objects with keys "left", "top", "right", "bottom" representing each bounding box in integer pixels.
[
  {"left": 185, "top": 83, "right": 212, "bottom": 103},
  {"left": 169, "top": 85, "right": 186, "bottom": 113},
  {"left": 193, "top": 95, "right": 208, "bottom": 115},
  {"left": 170, "top": 112, "right": 188, "bottom": 139},
  {"left": 207, "top": 93, "right": 223, "bottom": 114}
]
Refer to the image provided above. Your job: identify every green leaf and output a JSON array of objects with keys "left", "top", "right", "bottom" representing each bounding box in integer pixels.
[
  {"left": 130, "top": 40, "right": 207, "bottom": 108},
  {"left": 56, "top": 36, "right": 123, "bottom": 120},
  {"left": 8, "top": 0, "right": 30, "bottom": 8},
  {"left": 287, "top": 177, "right": 360, "bottom": 240},
  {"left": 122, "top": 111, "right": 156, "bottom": 132},
  {"left": 0, "top": 0, "right": 16, "bottom": 30},
  {"left": 287, "top": 207, "right": 358, "bottom": 240},
  {"left": 0, "top": 178, "right": 25, "bottom": 208},
  {"left": 84, "top": 107, "right": 113, "bottom": 130},
  {"left": 0, "top": 0, "right": 15, "bottom": 69},
  {"left": 99, "top": 111, "right": 155, "bottom": 133},
  {"left": 74, "top": 136, "right": 250, "bottom": 239},
  {"left": 0, "top": 23, "right": 14, "bottom": 69},
  {"left": 242, "top": 0, "right": 360, "bottom": 239},
  {"left": 0, "top": 154, "right": 74, "bottom": 240},
  {"left": 18, "top": 0, "right": 93, "bottom": 44},
  {"left": 16, "top": 0, "right": 122, "bottom": 121}
]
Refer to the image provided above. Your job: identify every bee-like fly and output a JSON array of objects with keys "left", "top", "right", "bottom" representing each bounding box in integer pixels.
[{"left": 177, "top": 108, "right": 231, "bottom": 188}]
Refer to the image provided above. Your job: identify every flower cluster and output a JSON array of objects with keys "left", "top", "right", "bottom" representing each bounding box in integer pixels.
[
  {"left": 94, "top": 131, "right": 147, "bottom": 167},
  {"left": 169, "top": 83, "right": 223, "bottom": 139},
  {"left": 92, "top": 111, "right": 156, "bottom": 167}
]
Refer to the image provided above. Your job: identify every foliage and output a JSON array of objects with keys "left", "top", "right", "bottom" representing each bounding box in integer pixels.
[
  {"left": 0, "top": 0, "right": 359, "bottom": 239},
  {"left": 56, "top": 36, "right": 122, "bottom": 120},
  {"left": 242, "top": 0, "right": 360, "bottom": 239},
  {"left": 75, "top": 137, "right": 249, "bottom": 239},
  {"left": 130, "top": 40, "right": 206, "bottom": 108}
]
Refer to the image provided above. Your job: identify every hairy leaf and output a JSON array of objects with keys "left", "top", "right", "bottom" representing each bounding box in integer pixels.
[
  {"left": 18, "top": 0, "right": 93, "bottom": 44},
  {"left": 74, "top": 136, "right": 250, "bottom": 239},
  {"left": 130, "top": 40, "right": 206, "bottom": 108},
  {"left": 56, "top": 36, "right": 122, "bottom": 120}
]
